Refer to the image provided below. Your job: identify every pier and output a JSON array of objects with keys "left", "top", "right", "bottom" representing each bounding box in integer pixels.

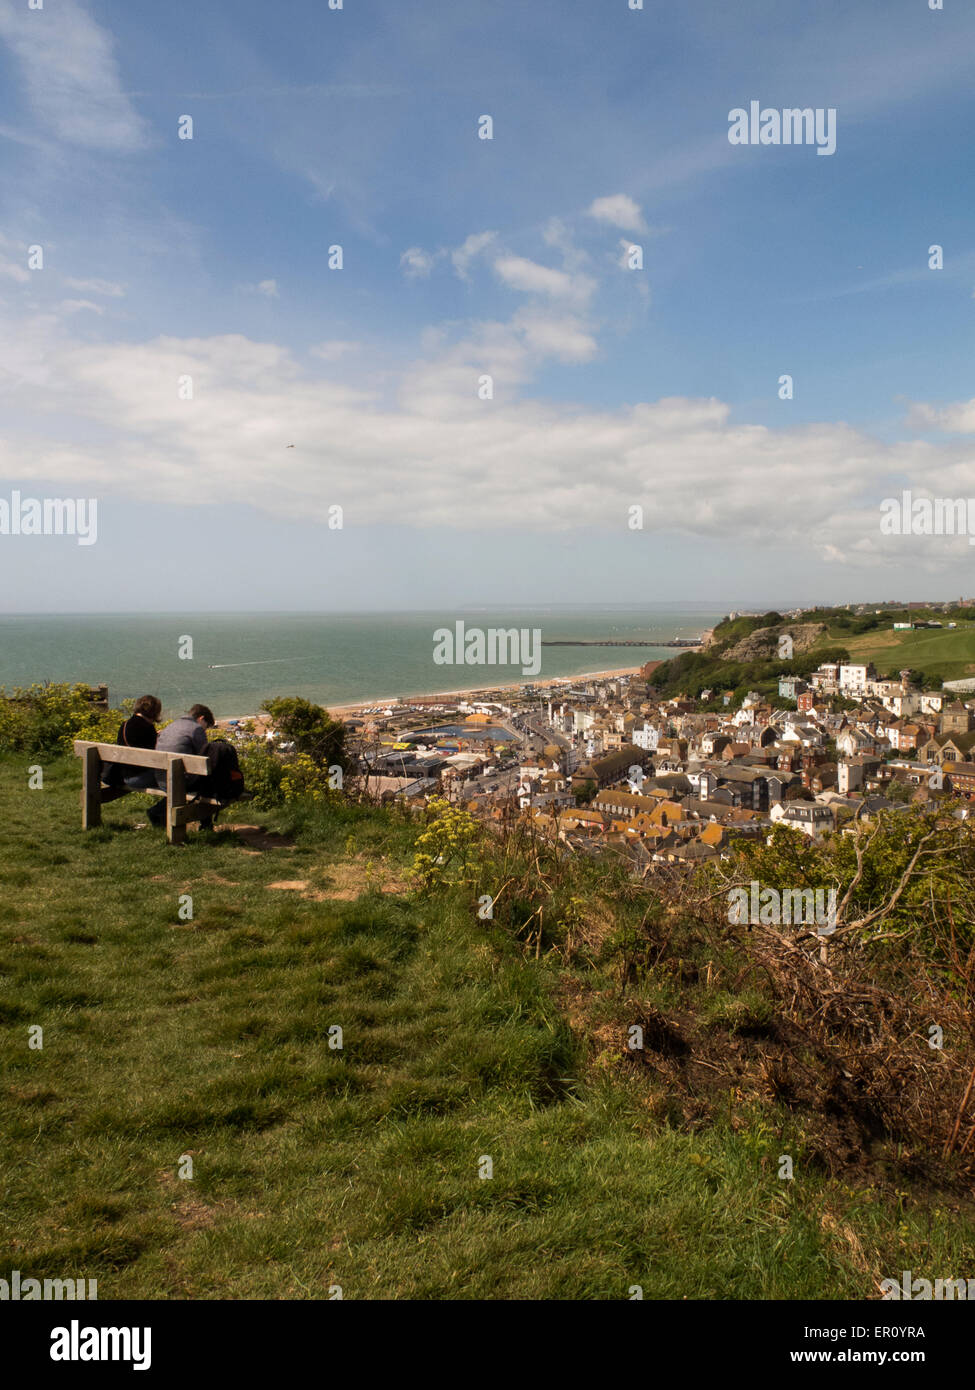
[{"left": 539, "top": 639, "right": 702, "bottom": 648}]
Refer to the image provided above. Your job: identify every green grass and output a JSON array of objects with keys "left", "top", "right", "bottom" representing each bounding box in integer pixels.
[
  {"left": 814, "top": 623, "right": 975, "bottom": 682},
  {"left": 1, "top": 754, "right": 973, "bottom": 1299}
]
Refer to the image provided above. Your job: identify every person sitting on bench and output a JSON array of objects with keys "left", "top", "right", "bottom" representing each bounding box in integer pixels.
[
  {"left": 148, "top": 704, "right": 216, "bottom": 829},
  {"left": 103, "top": 695, "right": 162, "bottom": 793}
]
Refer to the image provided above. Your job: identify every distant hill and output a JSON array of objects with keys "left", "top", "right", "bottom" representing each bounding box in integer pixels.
[{"left": 649, "top": 606, "right": 975, "bottom": 701}]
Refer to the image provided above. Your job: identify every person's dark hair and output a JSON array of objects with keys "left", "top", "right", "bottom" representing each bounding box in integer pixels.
[
  {"left": 189, "top": 703, "right": 215, "bottom": 727},
  {"left": 134, "top": 695, "right": 162, "bottom": 721}
]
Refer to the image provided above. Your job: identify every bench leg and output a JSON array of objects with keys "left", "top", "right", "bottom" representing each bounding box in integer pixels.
[
  {"left": 82, "top": 746, "right": 102, "bottom": 829},
  {"left": 167, "top": 758, "right": 187, "bottom": 846}
]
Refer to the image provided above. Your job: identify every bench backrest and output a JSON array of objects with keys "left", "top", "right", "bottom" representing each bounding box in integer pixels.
[{"left": 72, "top": 740, "right": 211, "bottom": 777}]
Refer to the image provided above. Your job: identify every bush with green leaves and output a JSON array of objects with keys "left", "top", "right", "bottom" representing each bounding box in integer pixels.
[
  {"left": 280, "top": 752, "right": 334, "bottom": 803},
  {"left": 261, "top": 696, "right": 347, "bottom": 770},
  {"left": 726, "top": 804, "right": 975, "bottom": 978},
  {"left": 236, "top": 741, "right": 286, "bottom": 808},
  {"left": 0, "top": 682, "right": 128, "bottom": 755},
  {"left": 410, "top": 796, "right": 484, "bottom": 890}
]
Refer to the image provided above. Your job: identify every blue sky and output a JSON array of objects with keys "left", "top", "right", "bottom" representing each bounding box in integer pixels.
[{"left": 0, "top": 0, "right": 973, "bottom": 611}]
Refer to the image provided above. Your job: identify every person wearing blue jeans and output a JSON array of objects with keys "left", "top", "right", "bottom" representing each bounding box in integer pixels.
[{"left": 148, "top": 704, "right": 216, "bottom": 829}]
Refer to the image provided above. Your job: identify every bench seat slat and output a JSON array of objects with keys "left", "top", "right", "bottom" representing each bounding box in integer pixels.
[{"left": 73, "top": 740, "right": 210, "bottom": 776}]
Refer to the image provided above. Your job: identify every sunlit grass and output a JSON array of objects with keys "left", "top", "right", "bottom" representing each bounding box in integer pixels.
[{"left": 1, "top": 755, "right": 972, "bottom": 1299}]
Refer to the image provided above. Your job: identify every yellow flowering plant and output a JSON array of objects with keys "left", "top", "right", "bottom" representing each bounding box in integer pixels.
[{"left": 410, "top": 796, "right": 484, "bottom": 890}]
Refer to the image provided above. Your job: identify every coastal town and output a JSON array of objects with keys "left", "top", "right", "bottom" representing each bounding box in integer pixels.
[{"left": 221, "top": 603, "right": 975, "bottom": 873}]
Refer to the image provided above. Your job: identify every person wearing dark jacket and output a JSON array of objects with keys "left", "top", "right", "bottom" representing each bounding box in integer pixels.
[
  {"left": 148, "top": 704, "right": 216, "bottom": 828},
  {"left": 119, "top": 697, "right": 161, "bottom": 750},
  {"left": 103, "top": 695, "right": 162, "bottom": 790}
]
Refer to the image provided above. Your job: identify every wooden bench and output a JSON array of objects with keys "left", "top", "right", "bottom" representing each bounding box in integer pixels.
[{"left": 73, "top": 740, "right": 223, "bottom": 845}]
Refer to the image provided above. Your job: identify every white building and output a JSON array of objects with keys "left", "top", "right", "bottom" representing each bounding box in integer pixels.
[
  {"left": 838, "top": 664, "right": 873, "bottom": 695},
  {"left": 878, "top": 691, "right": 920, "bottom": 717},
  {"left": 770, "top": 802, "right": 834, "bottom": 842},
  {"left": 631, "top": 723, "right": 660, "bottom": 752},
  {"left": 573, "top": 709, "right": 596, "bottom": 735},
  {"left": 810, "top": 663, "right": 839, "bottom": 691}
]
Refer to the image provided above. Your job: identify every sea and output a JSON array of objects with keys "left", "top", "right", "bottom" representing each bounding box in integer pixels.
[{"left": 0, "top": 606, "right": 723, "bottom": 719}]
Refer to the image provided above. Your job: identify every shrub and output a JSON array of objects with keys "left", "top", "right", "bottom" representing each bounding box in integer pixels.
[
  {"left": 728, "top": 805, "right": 975, "bottom": 977},
  {"left": 0, "top": 683, "right": 128, "bottom": 756},
  {"left": 237, "top": 742, "right": 286, "bottom": 808},
  {"left": 410, "top": 797, "right": 483, "bottom": 890},
  {"left": 261, "top": 696, "right": 348, "bottom": 770},
  {"left": 280, "top": 753, "right": 333, "bottom": 803}
]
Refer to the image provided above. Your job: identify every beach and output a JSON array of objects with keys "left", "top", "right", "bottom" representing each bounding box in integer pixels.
[
  {"left": 327, "top": 664, "right": 643, "bottom": 717},
  {"left": 216, "top": 652, "right": 703, "bottom": 727},
  {"left": 216, "top": 666, "right": 637, "bottom": 727}
]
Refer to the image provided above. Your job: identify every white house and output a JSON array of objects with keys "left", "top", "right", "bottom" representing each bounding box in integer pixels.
[
  {"left": 810, "top": 663, "right": 839, "bottom": 691},
  {"left": 838, "top": 664, "right": 874, "bottom": 695},
  {"left": 836, "top": 726, "right": 878, "bottom": 758},
  {"left": 631, "top": 723, "right": 660, "bottom": 752},
  {"left": 879, "top": 691, "right": 920, "bottom": 718},
  {"left": 770, "top": 802, "right": 834, "bottom": 841},
  {"left": 781, "top": 723, "right": 823, "bottom": 748}
]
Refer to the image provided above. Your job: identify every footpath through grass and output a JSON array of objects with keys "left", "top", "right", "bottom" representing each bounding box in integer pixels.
[{"left": 1, "top": 755, "right": 973, "bottom": 1298}]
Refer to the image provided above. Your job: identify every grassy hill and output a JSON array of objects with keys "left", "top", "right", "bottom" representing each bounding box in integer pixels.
[
  {"left": 651, "top": 609, "right": 975, "bottom": 701},
  {"left": 1, "top": 755, "right": 974, "bottom": 1299},
  {"left": 815, "top": 624, "right": 975, "bottom": 683}
]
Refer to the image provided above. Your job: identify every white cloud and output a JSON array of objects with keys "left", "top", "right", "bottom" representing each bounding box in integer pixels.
[
  {"left": 542, "top": 219, "right": 591, "bottom": 275},
  {"left": 0, "top": 0, "right": 151, "bottom": 152},
  {"left": 906, "top": 398, "right": 975, "bottom": 433},
  {"left": 59, "top": 299, "right": 103, "bottom": 315},
  {"left": 310, "top": 340, "right": 361, "bottom": 362},
  {"left": 3, "top": 295, "right": 972, "bottom": 581},
  {"left": 494, "top": 256, "right": 573, "bottom": 298},
  {"left": 0, "top": 256, "right": 30, "bottom": 284},
  {"left": 513, "top": 308, "right": 597, "bottom": 362},
  {"left": 63, "top": 277, "right": 126, "bottom": 298},
  {"left": 493, "top": 255, "right": 595, "bottom": 306},
  {"left": 451, "top": 231, "right": 497, "bottom": 281},
  {"left": 400, "top": 246, "right": 437, "bottom": 280},
  {"left": 587, "top": 194, "right": 647, "bottom": 233},
  {"left": 0, "top": 232, "right": 31, "bottom": 284},
  {"left": 237, "top": 279, "right": 280, "bottom": 299}
]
